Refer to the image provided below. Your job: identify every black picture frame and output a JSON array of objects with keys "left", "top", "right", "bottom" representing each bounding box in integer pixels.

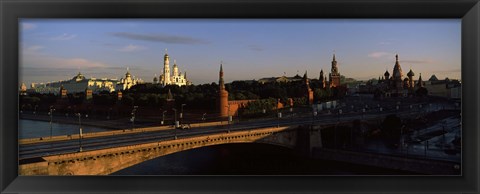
[{"left": 1, "top": 0, "right": 479, "bottom": 193}]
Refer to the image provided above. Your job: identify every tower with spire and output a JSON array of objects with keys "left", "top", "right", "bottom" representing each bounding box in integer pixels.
[
  {"left": 319, "top": 69, "right": 325, "bottom": 89},
  {"left": 417, "top": 73, "right": 424, "bottom": 88},
  {"left": 392, "top": 54, "right": 404, "bottom": 91},
  {"left": 219, "top": 62, "right": 229, "bottom": 117},
  {"left": 329, "top": 53, "right": 341, "bottom": 88}
]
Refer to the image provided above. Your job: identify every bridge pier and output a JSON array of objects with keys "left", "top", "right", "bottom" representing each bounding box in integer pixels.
[{"left": 294, "top": 125, "right": 323, "bottom": 157}]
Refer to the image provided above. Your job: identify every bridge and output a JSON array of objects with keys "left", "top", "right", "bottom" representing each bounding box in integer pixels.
[
  {"left": 19, "top": 106, "right": 460, "bottom": 175},
  {"left": 19, "top": 124, "right": 323, "bottom": 175}
]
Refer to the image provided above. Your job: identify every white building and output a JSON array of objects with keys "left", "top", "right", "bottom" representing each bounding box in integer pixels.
[
  {"left": 158, "top": 50, "right": 191, "bottom": 86},
  {"left": 116, "top": 68, "right": 143, "bottom": 91},
  {"left": 30, "top": 70, "right": 142, "bottom": 94}
]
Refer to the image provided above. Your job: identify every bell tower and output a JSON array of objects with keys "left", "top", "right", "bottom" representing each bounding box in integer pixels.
[{"left": 163, "top": 49, "right": 171, "bottom": 86}]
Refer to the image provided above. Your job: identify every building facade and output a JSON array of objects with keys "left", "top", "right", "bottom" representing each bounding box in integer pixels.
[
  {"left": 30, "top": 70, "right": 142, "bottom": 95},
  {"left": 158, "top": 50, "right": 191, "bottom": 87}
]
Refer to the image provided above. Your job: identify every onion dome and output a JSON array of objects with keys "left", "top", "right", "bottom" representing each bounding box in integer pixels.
[
  {"left": 384, "top": 70, "right": 390, "bottom": 77},
  {"left": 407, "top": 69, "right": 414, "bottom": 77},
  {"left": 164, "top": 48, "right": 169, "bottom": 59},
  {"left": 74, "top": 72, "right": 85, "bottom": 81}
]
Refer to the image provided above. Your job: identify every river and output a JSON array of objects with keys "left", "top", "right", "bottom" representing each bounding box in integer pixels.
[{"left": 19, "top": 119, "right": 111, "bottom": 139}]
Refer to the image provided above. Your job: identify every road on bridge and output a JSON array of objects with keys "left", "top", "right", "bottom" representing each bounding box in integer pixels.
[{"left": 20, "top": 108, "right": 423, "bottom": 160}]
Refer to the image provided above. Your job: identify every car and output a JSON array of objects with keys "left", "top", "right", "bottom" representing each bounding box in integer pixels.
[{"left": 178, "top": 124, "right": 191, "bottom": 130}]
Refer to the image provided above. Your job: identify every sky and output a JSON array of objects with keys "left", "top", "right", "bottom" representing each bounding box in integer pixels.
[{"left": 20, "top": 19, "right": 461, "bottom": 86}]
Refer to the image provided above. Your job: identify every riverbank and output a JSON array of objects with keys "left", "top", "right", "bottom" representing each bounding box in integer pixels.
[{"left": 20, "top": 113, "right": 148, "bottom": 130}]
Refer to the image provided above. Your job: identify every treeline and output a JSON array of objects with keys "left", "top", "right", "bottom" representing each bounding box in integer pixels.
[{"left": 20, "top": 79, "right": 346, "bottom": 116}]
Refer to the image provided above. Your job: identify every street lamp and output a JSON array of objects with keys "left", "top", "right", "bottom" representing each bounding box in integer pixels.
[
  {"left": 162, "top": 110, "right": 167, "bottom": 125},
  {"left": 172, "top": 108, "right": 178, "bottom": 139},
  {"left": 33, "top": 105, "right": 38, "bottom": 116},
  {"left": 362, "top": 108, "right": 366, "bottom": 120},
  {"left": 131, "top": 106, "right": 138, "bottom": 130},
  {"left": 226, "top": 105, "right": 231, "bottom": 133},
  {"left": 76, "top": 113, "right": 83, "bottom": 152},
  {"left": 290, "top": 107, "right": 293, "bottom": 121},
  {"left": 180, "top": 104, "right": 186, "bottom": 124},
  {"left": 278, "top": 110, "right": 282, "bottom": 128},
  {"left": 338, "top": 109, "right": 342, "bottom": 121},
  {"left": 48, "top": 106, "right": 55, "bottom": 139}
]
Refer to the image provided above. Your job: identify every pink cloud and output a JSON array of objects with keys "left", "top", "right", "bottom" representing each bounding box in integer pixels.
[{"left": 368, "top": 51, "right": 392, "bottom": 58}]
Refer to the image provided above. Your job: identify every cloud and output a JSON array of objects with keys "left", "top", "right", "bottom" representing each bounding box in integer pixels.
[
  {"left": 63, "top": 58, "right": 107, "bottom": 68},
  {"left": 111, "top": 32, "right": 209, "bottom": 45},
  {"left": 118, "top": 44, "right": 146, "bottom": 52},
  {"left": 22, "top": 51, "right": 108, "bottom": 69},
  {"left": 51, "top": 33, "right": 77, "bottom": 40},
  {"left": 432, "top": 69, "right": 461, "bottom": 73},
  {"left": 401, "top": 59, "right": 434, "bottom": 64},
  {"left": 22, "top": 23, "right": 37, "bottom": 30},
  {"left": 248, "top": 45, "right": 264, "bottom": 51},
  {"left": 25, "top": 45, "right": 44, "bottom": 51},
  {"left": 368, "top": 51, "right": 392, "bottom": 58}
]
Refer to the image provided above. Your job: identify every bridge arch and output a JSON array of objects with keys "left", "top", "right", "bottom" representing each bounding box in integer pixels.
[{"left": 25, "top": 126, "right": 315, "bottom": 175}]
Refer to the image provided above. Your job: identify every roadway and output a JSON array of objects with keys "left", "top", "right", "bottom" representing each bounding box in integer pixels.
[{"left": 20, "top": 108, "right": 407, "bottom": 160}]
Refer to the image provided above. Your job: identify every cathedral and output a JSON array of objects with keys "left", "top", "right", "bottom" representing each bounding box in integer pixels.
[
  {"left": 379, "top": 54, "right": 422, "bottom": 97},
  {"left": 156, "top": 50, "right": 191, "bottom": 87}
]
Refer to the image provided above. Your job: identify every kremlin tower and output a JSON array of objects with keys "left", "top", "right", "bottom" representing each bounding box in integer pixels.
[
  {"left": 329, "top": 54, "right": 341, "bottom": 88},
  {"left": 219, "top": 62, "right": 229, "bottom": 117}
]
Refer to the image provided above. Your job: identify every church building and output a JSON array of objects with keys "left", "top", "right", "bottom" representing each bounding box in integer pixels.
[{"left": 158, "top": 50, "right": 191, "bottom": 86}]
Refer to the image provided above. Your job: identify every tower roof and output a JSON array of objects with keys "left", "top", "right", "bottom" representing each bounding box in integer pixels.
[
  {"left": 407, "top": 69, "right": 415, "bottom": 77},
  {"left": 219, "top": 61, "right": 225, "bottom": 90},
  {"left": 125, "top": 67, "right": 131, "bottom": 77},
  {"left": 384, "top": 70, "right": 390, "bottom": 77},
  {"left": 393, "top": 54, "right": 403, "bottom": 78},
  {"left": 417, "top": 73, "right": 424, "bottom": 87}
]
